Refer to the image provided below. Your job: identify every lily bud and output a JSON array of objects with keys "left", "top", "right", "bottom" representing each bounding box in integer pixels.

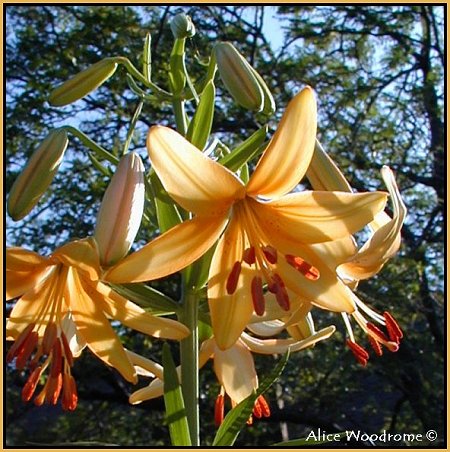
[
  {"left": 49, "top": 58, "right": 118, "bottom": 107},
  {"left": 170, "top": 13, "right": 196, "bottom": 39},
  {"left": 94, "top": 152, "right": 145, "bottom": 267},
  {"left": 8, "top": 129, "right": 69, "bottom": 221},
  {"left": 215, "top": 42, "right": 273, "bottom": 113}
]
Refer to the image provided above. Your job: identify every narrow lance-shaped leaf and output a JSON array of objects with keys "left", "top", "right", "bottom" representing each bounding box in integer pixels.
[
  {"left": 162, "top": 344, "right": 192, "bottom": 447},
  {"left": 212, "top": 349, "right": 290, "bottom": 446},
  {"left": 186, "top": 80, "right": 215, "bottom": 150},
  {"left": 218, "top": 125, "right": 268, "bottom": 172},
  {"left": 110, "top": 283, "right": 180, "bottom": 315},
  {"left": 149, "top": 171, "right": 182, "bottom": 233}
]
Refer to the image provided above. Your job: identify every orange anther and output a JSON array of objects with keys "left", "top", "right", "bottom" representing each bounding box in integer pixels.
[
  {"left": 50, "top": 340, "right": 62, "bottom": 378},
  {"left": 347, "top": 339, "right": 369, "bottom": 366},
  {"left": 42, "top": 322, "right": 58, "bottom": 355},
  {"left": 253, "top": 398, "right": 262, "bottom": 418},
  {"left": 60, "top": 332, "right": 74, "bottom": 367},
  {"left": 251, "top": 276, "right": 265, "bottom": 316},
  {"left": 272, "top": 274, "right": 290, "bottom": 311},
  {"left": 243, "top": 247, "right": 256, "bottom": 265},
  {"left": 15, "top": 331, "right": 39, "bottom": 370},
  {"left": 366, "top": 322, "right": 389, "bottom": 343},
  {"left": 262, "top": 245, "right": 277, "bottom": 264},
  {"left": 214, "top": 393, "right": 225, "bottom": 427},
  {"left": 226, "top": 261, "right": 242, "bottom": 295},
  {"left": 6, "top": 323, "right": 35, "bottom": 363},
  {"left": 45, "top": 373, "right": 63, "bottom": 405},
  {"left": 22, "top": 366, "right": 43, "bottom": 402},
  {"left": 368, "top": 335, "right": 383, "bottom": 357},
  {"left": 62, "top": 373, "right": 78, "bottom": 411},
  {"left": 383, "top": 312, "right": 403, "bottom": 343},
  {"left": 257, "top": 395, "right": 270, "bottom": 417},
  {"left": 285, "top": 255, "right": 319, "bottom": 280}
]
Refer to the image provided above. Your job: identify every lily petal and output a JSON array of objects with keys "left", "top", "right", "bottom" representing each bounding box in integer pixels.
[
  {"left": 252, "top": 191, "right": 387, "bottom": 243},
  {"left": 246, "top": 87, "right": 317, "bottom": 199},
  {"left": 6, "top": 267, "right": 52, "bottom": 301},
  {"left": 6, "top": 247, "right": 49, "bottom": 272},
  {"left": 94, "top": 281, "right": 190, "bottom": 340},
  {"left": 208, "top": 216, "right": 254, "bottom": 350},
  {"left": 61, "top": 313, "right": 86, "bottom": 357},
  {"left": 147, "top": 125, "right": 246, "bottom": 215},
  {"left": 104, "top": 214, "right": 228, "bottom": 283},
  {"left": 257, "top": 226, "right": 356, "bottom": 313},
  {"left": 338, "top": 166, "right": 407, "bottom": 281},
  {"left": 129, "top": 379, "right": 164, "bottom": 404},
  {"left": 213, "top": 339, "right": 258, "bottom": 404},
  {"left": 52, "top": 238, "right": 101, "bottom": 281},
  {"left": 241, "top": 325, "right": 335, "bottom": 354},
  {"left": 65, "top": 268, "right": 137, "bottom": 384},
  {"left": 6, "top": 267, "right": 60, "bottom": 339}
]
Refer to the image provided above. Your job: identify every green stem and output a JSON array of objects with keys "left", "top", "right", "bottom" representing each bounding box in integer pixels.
[
  {"left": 179, "top": 283, "right": 199, "bottom": 446},
  {"left": 173, "top": 98, "right": 188, "bottom": 135}
]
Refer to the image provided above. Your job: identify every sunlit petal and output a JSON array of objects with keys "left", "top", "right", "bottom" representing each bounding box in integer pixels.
[
  {"left": 104, "top": 215, "right": 228, "bottom": 283},
  {"left": 129, "top": 379, "right": 164, "bottom": 404},
  {"left": 246, "top": 87, "right": 317, "bottom": 198},
  {"left": 94, "top": 281, "right": 190, "bottom": 340},
  {"left": 6, "top": 268, "right": 59, "bottom": 339},
  {"left": 253, "top": 191, "right": 388, "bottom": 243},
  {"left": 241, "top": 325, "right": 335, "bottom": 354},
  {"left": 213, "top": 339, "right": 258, "bottom": 404},
  {"left": 338, "top": 166, "right": 407, "bottom": 281},
  {"left": 65, "top": 268, "right": 137, "bottom": 384},
  {"left": 148, "top": 125, "right": 246, "bottom": 215},
  {"left": 6, "top": 267, "right": 52, "bottom": 301},
  {"left": 208, "top": 216, "right": 254, "bottom": 350},
  {"left": 6, "top": 247, "right": 49, "bottom": 271},
  {"left": 51, "top": 238, "right": 101, "bottom": 280},
  {"left": 61, "top": 313, "right": 86, "bottom": 357}
]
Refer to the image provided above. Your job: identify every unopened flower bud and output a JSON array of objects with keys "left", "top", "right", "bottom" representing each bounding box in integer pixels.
[
  {"left": 8, "top": 129, "right": 69, "bottom": 221},
  {"left": 94, "top": 152, "right": 145, "bottom": 266},
  {"left": 49, "top": 58, "right": 118, "bottom": 107},
  {"left": 170, "top": 13, "right": 196, "bottom": 39},
  {"left": 215, "top": 42, "right": 270, "bottom": 112}
]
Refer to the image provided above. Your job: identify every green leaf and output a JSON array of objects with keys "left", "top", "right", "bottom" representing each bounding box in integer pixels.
[
  {"left": 162, "top": 343, "right": 192, "bottom": 446},
  {"left": 212, "top": 349, "right": 290, "bottom": 446},
  {"left": 110, "top": 283, "right": 179, "bottom": 315},
  {"left": 218, "top": 125, "right": 267, "bottom": 172},
  {"left": 272, "top": 431, "right": 349, "bottom": 446},
  {"left": 184, "top": 241, "right": 218, "bottom": 291},
  {"left": 186, "top": 80, "right": 215, "bottom": 150},
  {"left": 149, "top": 171, "right": 182, "bottom": 233}
]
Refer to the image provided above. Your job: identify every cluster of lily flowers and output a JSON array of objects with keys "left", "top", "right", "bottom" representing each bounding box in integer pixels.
[{"left": 6, "top": 85, "right": 406, "bottom": 425}]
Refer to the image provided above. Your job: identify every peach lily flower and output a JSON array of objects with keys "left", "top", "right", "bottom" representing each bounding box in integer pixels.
[
  {"left": 128, "top": 324, "right": 335, "bottom": 425},
  {"left": 105, "top": 87, "right": 388, "bottom": 350},
  {"left": 6, "top": 238, "right": 189, "bottom": 410},
  {"left": 304, "top": 145, "right": 407, "bottom": 364}
]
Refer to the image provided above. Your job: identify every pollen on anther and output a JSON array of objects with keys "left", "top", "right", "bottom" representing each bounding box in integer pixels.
[
  {"left": 347, "top": 339, "right": 369, "bottom": 366},
  {"left": 22, "top": 366, "right": 43, "bottom": 402},
  {"left": 226, "top": 261, "right": 242, "bottom": 295},
  {"left": 251, "top": 276, "right": 265, "bottom": 316},
  {"left": 214, "top": 393, "right": 225, "bottom": 427},
  {"left": 262, "top": 245, "right": 277, "bottom": 264},
  {"left": 285, "top": 255, "right": 319, "bottom": 280},
  {"left": 6, "top": 323, "right": 36, "bottom": 363},
  {"left": 243, "top": 247, "right": 256, "bottom": 265},
  {"left": 15, "top": 331, "right": 39, "bottom": 370},
  {"left": 42, "top": 322, "right": 58, "bottom": 355},
  {"left": 383, "top": 312, "right": 403, "bottom": 343},
  {"left": 368, "top": 335, "right": 383, "bottom": 357},
  {"left": 366, "top": 322, "right": 389, "bottom": 343}
]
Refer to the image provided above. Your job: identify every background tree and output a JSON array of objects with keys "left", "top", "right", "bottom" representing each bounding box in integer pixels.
[{"left": 5, "top": 5, "right": 445, "bottom": 447}]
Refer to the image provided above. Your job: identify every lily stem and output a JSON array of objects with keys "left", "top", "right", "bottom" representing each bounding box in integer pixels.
[{"left": 180, "top": 284, "right": 200, "bottom": 446}]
